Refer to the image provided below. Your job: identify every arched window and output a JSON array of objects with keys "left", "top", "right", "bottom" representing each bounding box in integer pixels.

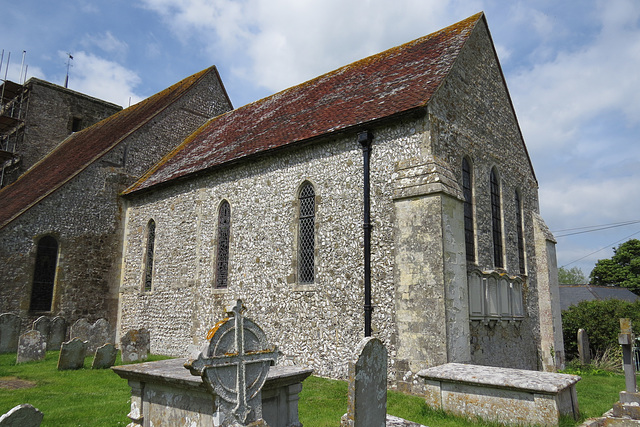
[
  {"left": 215, "top": 200, "right": 231, "bottom": 289},
  {"left": 298, "top": 182, "right": 315, "bottom": 284},
  {"left": 143, "top": 219, "right": 156, "bottom": 292},
  {"left": 515, "top": 190, "right": 525, "bottom": 274},
  {"left": 462, "top": 157, "right": 475, "bottom": 262},
  {"left": 490, "top": 168, "right": 503, "bottom": 268},
  {"left": 30, "top": 235, "right": 58, "bottom": 311}
]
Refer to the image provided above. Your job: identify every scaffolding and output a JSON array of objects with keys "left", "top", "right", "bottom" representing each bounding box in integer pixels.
[{"left": 0, "top": 50, "right": 28, "bottom": 188}]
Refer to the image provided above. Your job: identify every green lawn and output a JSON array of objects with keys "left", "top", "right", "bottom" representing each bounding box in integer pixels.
[{"left": 0, "top": 351, "right": 628, "bottom": 426}]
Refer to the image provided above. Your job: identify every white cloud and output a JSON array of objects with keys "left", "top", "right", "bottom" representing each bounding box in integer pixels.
[
  {"left": 82, "top": 31, "right": 129, "bottom": 57},
  {"left": 62, "top": 51, "right": 144, "bottom": 107}
]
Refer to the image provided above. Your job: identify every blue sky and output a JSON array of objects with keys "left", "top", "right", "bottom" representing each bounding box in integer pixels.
[{"left": 2, "top": 0, "right": 639, "bottom": 279}]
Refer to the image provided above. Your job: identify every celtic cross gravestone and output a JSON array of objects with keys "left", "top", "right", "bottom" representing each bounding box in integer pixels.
[{"left": 186, "top": 300, "right": 278, "bottom": 427}]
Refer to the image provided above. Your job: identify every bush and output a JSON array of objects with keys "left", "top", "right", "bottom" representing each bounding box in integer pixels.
[{"left": 562, "top": 299, "right": 640, "bottom": 361}]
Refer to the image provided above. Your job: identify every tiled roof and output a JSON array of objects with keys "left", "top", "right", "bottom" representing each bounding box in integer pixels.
[
  {"left": 559, "top": 284, "right": 640, "bottom": 311},
  {"left": 0, "top": 66, "right": 224, "bottom": 230},
  {"left": 126, "top": 12, "right": 484, "bottom": 194}
]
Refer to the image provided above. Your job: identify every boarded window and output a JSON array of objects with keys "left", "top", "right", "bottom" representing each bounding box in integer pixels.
[
  {"left": 462, "top": 157, "right": 475, "bottom": 262},
  {"left": 215, "top": 200, "right": 231, "bottom": 289},
  {"left": 144, "top": 219, "right": 156, "bottom": 292},
  {"left": 30, "top": 236, "right": 58, "bottom": 311},
  {"left": 298, "top": 182, "right": 315, "bottom": 284},
  {"left": 490, "top": 168, "right": 503, "bottom": 268}
]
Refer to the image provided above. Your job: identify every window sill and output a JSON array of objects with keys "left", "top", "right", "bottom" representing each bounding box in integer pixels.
[{"left": 292, "top": 284, "right": 317, "bottom": 292}]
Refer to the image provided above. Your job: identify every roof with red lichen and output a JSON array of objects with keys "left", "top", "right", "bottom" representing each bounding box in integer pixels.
[
  {"left": 126, "top": 12, "right": 484, "bottom": 194},
  {"left": 0, "top": 66, "right": 223, "bottom": 230}
]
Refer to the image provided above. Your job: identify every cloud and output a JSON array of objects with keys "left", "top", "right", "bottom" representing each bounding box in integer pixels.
[
  {"left": 82, "top": 31, "right": 130, "bottom": 57},
  {"left": 62, "top": 51, "right": 143, "bottom": 107}
]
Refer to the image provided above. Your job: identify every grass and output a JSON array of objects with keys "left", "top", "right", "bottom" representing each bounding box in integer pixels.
[{"left": 0, "top": 352, "right": 630, "bottom": 426}]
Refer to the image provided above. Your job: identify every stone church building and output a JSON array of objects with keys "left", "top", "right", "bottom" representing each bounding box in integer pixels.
[
  {"left": 117, "top": 12, "right": 564, "bottom": 388},
  {"left": 0, "top": 68, "right": 232, "bottom": 327}
]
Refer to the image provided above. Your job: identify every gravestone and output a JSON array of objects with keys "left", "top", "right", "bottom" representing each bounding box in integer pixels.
[
  {"left": 340, "top": 337, "right": 388, "bottom": 427},
  {"left": 16, "top": 330, "right": 46, "bottom": 364},
  {"left": 120, "top": 328, "right": 150, "bottom": 363},
  {"left": 0, "top": 313, "right": 21, "bottom": 353},
  {"left": 48, "top": 317, "right": 67, "bottom": 351},
  {"left": 577, "top": 328, "right": 590, "bottom": 365},
  {"left": 32, "top": 317, "right": 51, "bottom": 343},
  {"left": 92, "top": 343, "right": 118, "bottom": 369},
  {"left": 57, "top": 338, "right": 87, "bottom": 370},
  {"left": 70, "top": 318, "right": 112, "bottom": 354},
  {"left": 0, "top": 403, "right": 43, "bottom": 427},
  {"left": 610, "top": 318, "right": 640, "bottom": 421},
  {"left": 186, "top": 299, "right": 277, "bottom": 426}
]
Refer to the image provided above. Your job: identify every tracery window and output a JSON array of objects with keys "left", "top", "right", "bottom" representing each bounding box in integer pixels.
[
  {"left": 215, "top": 200, "right": 231, "bottom": 289},
  {"left": 298, "top": 182, "right": 315, "bottom": 284},
  {"left": 515, "top": 190, "right": 526, "bottom": 274},
  {"left": 490, "top": 168, "right": 503, "bottom": 268},
  {"left": 462, "top": 157, "right": 475, "bottom": 262},
  {"left": 143, "top": 219, "right": 156, "bottom": 292},
  {"left": 30, "top": 235, "right": 58, "bottom": 311}
]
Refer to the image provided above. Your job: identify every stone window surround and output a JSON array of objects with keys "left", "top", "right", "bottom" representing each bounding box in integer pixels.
[
  {"left": 515, "top": 189, "right": 527, "bottom": 275},
  {"left": 468, "top": 269, "right": 524, "bottom": 323},
  {"left": 29, "top": 233, "right": 61, "bottom": 313},
  {"left": 214, "top": 199, "right": 231, "bottom": 289},
  {"left": 292, "top": 180, "right": 319, "bottom": 292},
  {"left": 462, "top": 156, "right": 476, "bottom": 263},
  {"left": 490, "top": 166, "right": 505, "bottom": 269}
]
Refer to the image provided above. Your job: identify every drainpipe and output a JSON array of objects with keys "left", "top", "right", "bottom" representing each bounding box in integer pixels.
[{"left": 358, "top": 130, "right": 374, "bottom": 337}]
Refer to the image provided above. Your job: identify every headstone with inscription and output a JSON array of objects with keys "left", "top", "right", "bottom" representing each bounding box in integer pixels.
[
  {"left": 48, "top": 316, "right": 67, "bottom": 351},
  {"left": 57, "top": 338, "right": 87, "bottom": 370},
  {"left": 16, "top": 330, "right": 46, "bottom": 364},
  {"left": 92, "top": 343, "right": 118, "bottom": 369},
  {"left": 0, "top": 403, "right": 43, "bottom": 427},
  {"left": 341, "top": 337, "right": 388, "bottom": 427},
  {"left": 120, "top": 328, "right": 150, "bottom": 363},
  {"left": 185, "top": 300, "right": 277, "bottom": 427},
  {"left": 0, "top": 313, "right": 21, "bottom": 354}
]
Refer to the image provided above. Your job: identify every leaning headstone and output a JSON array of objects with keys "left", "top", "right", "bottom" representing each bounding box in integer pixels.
[
  {"left": 577, "top": 328, "right": 591, "bottom": 365},
  {"left": 186, "top": 299, "right": 277, "bottom": 426},
  {"left": 120, "top": 328, "right": 150, "bottom": 363},
  {"left": 340, "top": 337, "right": 388, "bottom": 427},
  {"left": 48, "top": 317, "right": 67, "bottom": 351},
  {"left": 57, "top": 338, "right": 87, "bottom": 370},
  {"left": 32, "top": 316, "right": 51, "bottom": 343},
  {"left": 0, "top": 313, "right": 21, "bottom": 354},
  {"left": 69, "top": 318, "right": 92, "bottom": 343},
  {"left": 16, "top": 330, "right": 46, "bottom": 364},
  {"left": 0, "top": 403, "right": 43, "bottom": 426},
  {"left": 92, "top": 343, "right": 117, "bottom": 369}
]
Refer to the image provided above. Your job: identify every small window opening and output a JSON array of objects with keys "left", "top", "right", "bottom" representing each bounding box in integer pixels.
[
  {"left": 144, "top": 219, "right": 156, "bottom": 292},
  {"left": 30, "top": 236, "right": 58, "bottom": 311},
  {"left": 298, "top": 182, "right": 315, "bottom": 284},
  {"left": 215, "top": 200, "right": 231, "bottom": 289},
  {"left": 71, "top": 117, "right": 82, "bottom": 132}
]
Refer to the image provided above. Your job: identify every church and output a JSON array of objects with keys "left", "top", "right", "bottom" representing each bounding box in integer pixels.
[{"left": 116, "top": 12, "right": 564, "bottom": 389}]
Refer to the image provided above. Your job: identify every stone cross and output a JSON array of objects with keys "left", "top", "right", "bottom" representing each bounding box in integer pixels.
[
  {"left": 619, "top": 318, "right": 637, "bottom": 393},
  {"left": 186, "top": 300, "right": 277, "bottom": 426}
]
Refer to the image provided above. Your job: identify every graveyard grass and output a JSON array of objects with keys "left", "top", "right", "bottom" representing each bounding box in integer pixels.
[{"left": 0, "top": 351, "right": 629, "bottom": 426}]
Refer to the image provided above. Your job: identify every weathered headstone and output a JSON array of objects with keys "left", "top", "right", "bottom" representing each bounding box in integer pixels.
[
  {"left": 0, "top": 403, "right": 43, "bottom": 426},
  {"left": 120, "top": 328, "right": 150, "bottom": 363},
  {"left": 186, "top": 300, "right": 277, "bottom": 427},
  {"left": 48, "top": 316, "right": 67, "bottom": 351},
  {"left": 57, "top": 338, "right": 87, "bottom": 370},
  {"left": 32, "top": 316, "right": 51, "bottom": 343},
  {"left": 619, "top": 318, "right": 637, "bottom": 393},
  {"left": 70, "top": 318, "right": 112, "bottom": 354},
  {"left": 92, "top": 343, "right": 118, "bottom": 369},
  {"left": 0, "top": 313, "right": 21, "bottom": 354},
  {"left": 340, "top": 337, "right": 388, "bottom": 427},
  {"left": 16, "top": 330, "right": 46, "bottom": 364},
  {"left": 577, "top": 328, "right": 591, "bottom": 365}
]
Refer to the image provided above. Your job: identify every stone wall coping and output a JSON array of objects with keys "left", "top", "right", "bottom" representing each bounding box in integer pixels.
[
  {"left": 417, "top": 363, "right": 580, "bottom": 394},
  {"left": 112, "top": 358, "right": 313, "bottom": 392}
]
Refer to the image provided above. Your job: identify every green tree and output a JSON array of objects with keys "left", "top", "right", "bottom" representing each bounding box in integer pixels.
[
  {"left": 590, "top": 239, "right": 640, "bottom": 294},
  {"left": 558, "top": 266, "right": 587, "bottom": 284}
]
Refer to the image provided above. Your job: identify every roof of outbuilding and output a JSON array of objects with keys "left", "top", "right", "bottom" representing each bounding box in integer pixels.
[
  {"left": 559, "top": 284, "right": 640, "bottom": 311},
  {"left": 0, "top": 66, "right": 225, "bottom": 230},
  {"left": 126, "top": 12, "right": 485, "bottom": 194}
]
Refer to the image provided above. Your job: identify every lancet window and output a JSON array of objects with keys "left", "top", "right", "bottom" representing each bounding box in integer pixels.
[
  {"left": 215, "top": 200, "right": 231, "bottom": 289},
  {"left": 143, "top": 219, "right": 156, "bottom": 292},
  {"left": 490, "top": 168, "right": 503, "bottom": 268},
  {"left": 515, "top": 190, "right": 526, "bottom": 274},
  {"left": 30, "top": 235, "right": 58, "bottom": 311},
  {"left": 298, "top": 182, "right": 315, "bottom": 284},
  {"left": 462, "top": 157, "right": 475, "bottom": 262}
]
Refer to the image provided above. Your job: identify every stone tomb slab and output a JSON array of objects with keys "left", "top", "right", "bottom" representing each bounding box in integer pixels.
[
  {"left": 418, "top": 363, "right": 581, "bottom": 426},
  {"left": 0, "top": 313, "right": 21, "bottom": 354},
  {"left": 113, "top": 358, "right": 312, "bottom": 427},
  {"left": 92, "top": 343, "right": 118, "bottom": 369},
  {"left": 57, "top": 338, "right": 87, "bottom": 370},
  {"left": 0, "top": 403, "right": 43, "bottom": 427},
  {"left": 16, "top": 331, "right": 46, "bottom": 364}
]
